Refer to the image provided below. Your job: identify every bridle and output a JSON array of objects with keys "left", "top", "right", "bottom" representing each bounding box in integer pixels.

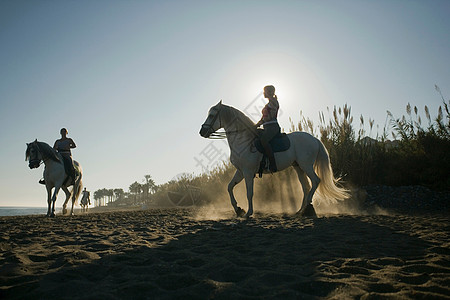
[
  {"left": 27, "top": 142, "right": 46, "bottom": 168},
  {"left": 201, "top": 104, "right": 252, "bottom": 139},
  {"left": 201, "top": 107, "right": 227, "bottom": 139}
]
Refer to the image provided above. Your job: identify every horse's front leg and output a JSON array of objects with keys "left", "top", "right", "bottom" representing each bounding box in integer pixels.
[
  {"left": 244, "top": 172, "right": 255, "bottom": 218},
  {"left": 50, "top": 186, "right": 61, "bottom": 217},
  {"left": 228, "top": 170, "right": 245, "bottom": 217},
  {"left": 46, "top": 186, "right": 52, "bottom": 217},
  {"left": 61, "top": 186, "right": 71, "bottom": 215}
]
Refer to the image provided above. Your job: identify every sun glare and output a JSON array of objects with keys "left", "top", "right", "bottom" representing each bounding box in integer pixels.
[{"left": 219, "top": 50, "right": 330, "bottom": 129}]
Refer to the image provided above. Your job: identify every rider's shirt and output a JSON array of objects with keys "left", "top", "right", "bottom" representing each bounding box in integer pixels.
[
  {"left": 54, "top": 138, "right": 75, "bottom": 156},
  {"left": 262, "top": 98, "right": 279, "bottom": 125}
]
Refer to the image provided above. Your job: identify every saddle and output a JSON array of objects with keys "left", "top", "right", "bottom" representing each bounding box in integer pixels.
[{"left": 254, "top": 129, "right": 291, "bottom": 177}]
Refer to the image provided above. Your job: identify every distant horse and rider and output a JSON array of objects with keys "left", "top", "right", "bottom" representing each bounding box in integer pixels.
[
  {"left": 80, "top": 187, "right": 91, "bottom": 212},
  {"left": 200, "top": 85, "right": 349, "bottom": 218},
  {"left": 26, "top": 128, "right": 83, "bottom": 217}
]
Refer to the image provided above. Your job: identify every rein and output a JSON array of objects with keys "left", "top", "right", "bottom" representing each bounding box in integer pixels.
[
  {"left": 30, "top": 142, "right": 53, "bottom": 166},
  {"left": 203, "top": 105, "right": 247, "bottom": 140},
  {"left": 208, "top": 129, "right": 243, "bottom": 139}
]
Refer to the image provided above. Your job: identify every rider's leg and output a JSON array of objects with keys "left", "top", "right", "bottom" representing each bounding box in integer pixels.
[
  {"left": 260, "top": 123, "right": 280, "bottom": 172},
  {"left": 261, "top": 138, "right": 277, "bottom": 172},
  {"left": 64, "top": 155, "right": 76, "bottom": 185}
]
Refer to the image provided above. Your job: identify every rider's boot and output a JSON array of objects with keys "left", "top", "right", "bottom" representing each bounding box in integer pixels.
[
  {"left": 39, "top": 179, "right": 46, "bottom": 185},
  {"left": 262, "top": 141, "right": 277, "bottom": 173}
]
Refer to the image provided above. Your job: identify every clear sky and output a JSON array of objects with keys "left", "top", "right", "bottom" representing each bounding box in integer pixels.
[{"left": 1, "top": 0, "right": 449, "bottom": 207}]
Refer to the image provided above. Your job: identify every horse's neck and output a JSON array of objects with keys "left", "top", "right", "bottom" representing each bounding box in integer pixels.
[
  {"left": 222, "top": 108, "right": 256, "bottom": 155},
  {"left": 43, "top": 152, "right": 63, "bottom": 168}
]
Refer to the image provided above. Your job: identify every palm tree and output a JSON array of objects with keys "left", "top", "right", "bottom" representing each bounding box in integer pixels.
[
  {"left": 94, "top": 189, "right": 103, "bottom": 207},
  {"left": 129, "top": 181, "right": 141, "bottom": 205},
  {"left": 114, "top": 188, "right": 124, "bottom": 202},
  {"left": 142, "top": 175, "right": 157, "bottom": 199},
  {"left": 106, "top": 189, "right": 114, "bottom": 205},
  {"left": 101, "top": 188, "right": 109, "bottom": 206}
]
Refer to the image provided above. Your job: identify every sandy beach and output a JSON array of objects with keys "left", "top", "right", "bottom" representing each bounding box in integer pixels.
[{"left": 0, "top": 206, "right": 449, "bottom": 299}]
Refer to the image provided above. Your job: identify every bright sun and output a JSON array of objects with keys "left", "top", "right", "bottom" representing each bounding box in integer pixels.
[{"left": 221, "top": 50, "right": 328, "bottom": 128}]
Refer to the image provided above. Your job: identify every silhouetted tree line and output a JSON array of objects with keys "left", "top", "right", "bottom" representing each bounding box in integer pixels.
[{"left": 93, "top": 175, "right": 157, "bottom": 207}]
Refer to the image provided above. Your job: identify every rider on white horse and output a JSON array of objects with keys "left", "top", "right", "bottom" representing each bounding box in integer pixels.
[
  {"left": 255, "top": 85, "right": 280, "bottom": 172},
  {"left": 39, "top": 128, "right": 77, "bottom": 185}
]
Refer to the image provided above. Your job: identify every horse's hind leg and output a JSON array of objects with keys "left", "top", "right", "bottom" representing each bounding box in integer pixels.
[
  {"left": 71, "top": 180, "right": 83, "bottom": 216},
  {"left": 61, "top": 186, "right": 71, "bottom": 215},
  {"left": 228, "top": 170, "right": 245, "bottom": 217},
  {"left": 243, "top": 172, "right": 255, "bottom": 218},
  {"left": 296, "top": 164, "right": 319, "bottom": 217},
  {"left": 293, "top": 165, "right": 311, "bottom": 214}
]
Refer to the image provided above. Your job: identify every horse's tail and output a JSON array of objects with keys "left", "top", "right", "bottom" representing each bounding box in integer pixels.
[
  {"left": 74, "top": 178, "right": 83, "bottom": 206},
  {"left": 314, "top": 140, "right": 350, "bottom": 201}
]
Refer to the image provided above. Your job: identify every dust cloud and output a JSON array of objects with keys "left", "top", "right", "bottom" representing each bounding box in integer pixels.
[{"left": 192, "top": 168, "right": 389, "bottom": 220}]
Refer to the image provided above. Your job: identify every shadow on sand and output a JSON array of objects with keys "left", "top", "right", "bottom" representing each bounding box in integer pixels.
[{"left": 2, "top": 213, "right": 448, "bottom": 299}]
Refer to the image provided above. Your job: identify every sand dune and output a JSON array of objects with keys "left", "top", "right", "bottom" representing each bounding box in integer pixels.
[{"left": 0, "top": 209, "right": 449, "bottom": 299}]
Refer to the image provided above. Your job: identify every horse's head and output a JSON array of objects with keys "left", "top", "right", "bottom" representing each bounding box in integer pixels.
[
  {"left": 25, "top": 140, "right": 42, "bottom": 169},
  {"left": 200, "top": 100, "right": 223, "bottom": 138}
]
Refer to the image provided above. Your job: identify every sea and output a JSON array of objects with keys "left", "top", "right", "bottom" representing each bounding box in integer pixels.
[{"left": 0, "top": 207, "right": 50, "bottom": 217}]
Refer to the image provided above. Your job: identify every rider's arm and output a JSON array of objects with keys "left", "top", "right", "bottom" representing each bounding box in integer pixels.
[
  {"left": 53, "top": 140, "right": 59, "bottom": 150},
  {"left": 69, "top": 138, "right": 77, "bottom": 149},
  {"left": 256, "top": 115, "right": 267, "bottom": 127}
]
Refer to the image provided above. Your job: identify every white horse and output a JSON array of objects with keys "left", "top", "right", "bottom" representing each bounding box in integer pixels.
[
  {"left": 80, "top": 189, "right": 91, "bottom": 212},
  {"left": 26, "top": 140, "right": 83, "bottom": 217},
  {"left": 199, "top": 101, "right": 349, "bottom": 218}
]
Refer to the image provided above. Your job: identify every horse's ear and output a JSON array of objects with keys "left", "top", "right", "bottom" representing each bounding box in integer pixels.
[
  {"left": 217, "top": 100, "right": 222, "bottom": 106},
  {"left": 34, "top": 139, "right": 37, "bottom": 143}
]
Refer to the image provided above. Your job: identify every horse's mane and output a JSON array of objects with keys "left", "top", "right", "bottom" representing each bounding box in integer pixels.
[
  {"left": 221, "top": 104, "right": 256, "bottom": 132},
  {"left": 36, "top": 141, "right": 61, "bottom": 162}
]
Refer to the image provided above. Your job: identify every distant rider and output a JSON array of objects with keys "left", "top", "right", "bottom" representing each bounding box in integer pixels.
[
  {"left": 81, "top": 187, "right": 91, "bottom": 206},
  {"left": 255, "top": 85, "right": 281, "bottom": 172}
]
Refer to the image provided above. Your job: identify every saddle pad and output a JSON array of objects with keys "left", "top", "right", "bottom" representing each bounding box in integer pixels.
[{"left": 255, "top": 132, "right": 291, "bottom": 153}]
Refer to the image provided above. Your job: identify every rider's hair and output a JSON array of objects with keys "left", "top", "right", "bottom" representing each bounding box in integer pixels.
[
  {"left": 264, "top": 85, "right": 277, "bottom": 100},
  {"left": 60, "top": 128, "right": 68, "bottom": 134}
]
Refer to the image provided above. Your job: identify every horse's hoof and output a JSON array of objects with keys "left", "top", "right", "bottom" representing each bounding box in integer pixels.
[
  {"left": 50, "top": 213, "right": 56, "bottom": 218},
  {"left": 236, "top": 207, "right": 246, "bottom": 218},
  {"left": 62, "top": 208, "right": 67, "bottom": 215},
  {"left": 297, "top": 204, "right": 317, "bottom": 218},
  {"left": 244, "top": 213, "right": 253, "bottom": 219}
]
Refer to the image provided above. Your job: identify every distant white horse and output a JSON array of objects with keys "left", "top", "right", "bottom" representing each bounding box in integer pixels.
[
  {"left": 26, "top": 140, "right": 83, "bottom": 217},
  {"left": 200, "top": 101, "right": 349, "bottom": 218}
]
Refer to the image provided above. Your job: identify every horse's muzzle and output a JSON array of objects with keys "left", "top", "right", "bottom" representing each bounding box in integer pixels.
[
  {"left": 199, "top": 125, "right": 211, "bottom": 138},
  {"left": 28, "top": 160, "right": 40, "bottom": 169}
]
